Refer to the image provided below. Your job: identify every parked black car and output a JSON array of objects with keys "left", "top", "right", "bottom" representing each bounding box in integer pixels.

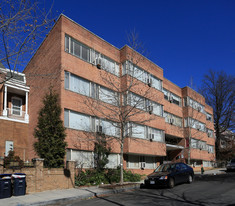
[
  {"left": 226, "top": 159, "right": 235, "bottom": 172},
  {"left": 144, "top": 162, "right": 194, "bottom": 188}
]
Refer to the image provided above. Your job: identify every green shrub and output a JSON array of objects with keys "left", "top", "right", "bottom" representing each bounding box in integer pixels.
[
  {"left": 75, "top": 168, "right": 142, "bottom": 186},
  {"left": 4, "top": 151, "right": 24, "bottom": 169}
]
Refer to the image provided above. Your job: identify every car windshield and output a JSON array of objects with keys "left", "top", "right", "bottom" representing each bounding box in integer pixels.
[{"left": 154, "top": 164, "right": 175, "bottom": 172}]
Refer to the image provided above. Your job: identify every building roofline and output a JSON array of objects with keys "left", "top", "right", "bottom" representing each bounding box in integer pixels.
[
  {"left": 182, "top": 86, "right": 205, "bottom": 98},
  {"left": 163, "top": 77, "right": 181, "bottom": 89},
  {"left": 120, "top": 44, "right": 163, "bottom": 71},
  {"left": 60, "top": 14, "right": 120, "bottom": 51},
  {"left": 23, "top": 14, "right": 63, "bottom": 73},
  {"left": 24, "top": 14, "right": 164, "bottom": 73}
]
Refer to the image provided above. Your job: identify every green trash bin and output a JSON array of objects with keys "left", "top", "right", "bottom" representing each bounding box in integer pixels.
[{"left": 0, "top": 174, "right": 12, "bottom": 199}]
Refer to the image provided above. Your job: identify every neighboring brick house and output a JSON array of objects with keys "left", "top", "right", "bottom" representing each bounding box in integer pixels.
[
  {"left": 0, "top": 65, "right": 30, "bottom": 161},
  {"left": 24, "top": 14, "right": 215, "bottom": 174}
]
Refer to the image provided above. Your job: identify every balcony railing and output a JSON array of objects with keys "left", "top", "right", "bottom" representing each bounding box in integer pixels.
[{"left": 1, "top": 108, "right": 27, "bottom": 121}]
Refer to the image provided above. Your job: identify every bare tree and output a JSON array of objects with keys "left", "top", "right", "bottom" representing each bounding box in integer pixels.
[
  {"left": 0, "top": 0, "right": 55, "bottom": 83},
  {"left": 183, "top": 81, "right": 211, "bottom": 165},
  {"left": 199, "top": 70, "right": 235, "bottom": 160},
  {"left": 75, "top": 32, "right": 162, "bottom": 184}
]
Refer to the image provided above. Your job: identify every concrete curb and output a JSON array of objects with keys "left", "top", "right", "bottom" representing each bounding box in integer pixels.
[{"left": 22, "top": 183, "right": 141, "bottom": 206}]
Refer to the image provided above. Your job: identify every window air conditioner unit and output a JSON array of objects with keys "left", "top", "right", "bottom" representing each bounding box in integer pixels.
[
  {"left": 170, "top": 118, "right": 174, "bottom": 125},
  {"left": 149, "top": 133, "right": 154, "bottom": 141},
  {"left": 141, "top": 162, "right": 146, "bottom": 169},
  {"left": 96, "top": 57, "right": 102, "bottom": 69},
  {"left": 148, "top": 105, "right": 153, "bottom": 114},
  {"left": 147, "top": 78, "right": 152, "bottom": 87},
  {"left": 207, "top": 132, "right": 211, "bottom": 137},
  {"left": 96, "top": 125, "right": 103, "bottom": 134},
  {"left": 169, "top": 96, "right": 173, "bottom": 103},
  {"left": 196, "top": 125, "right": 201, "bottom": 130},
  {"left": 198, "top": 106, "right": 201, "bottom": 112}
]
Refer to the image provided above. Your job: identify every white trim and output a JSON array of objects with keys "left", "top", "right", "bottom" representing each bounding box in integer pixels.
[
  {"left": 5, "top": 83, "right": 30, "bottom": 92},
  {"left": 0, "top": 116, "right": 29, "bottom": 124},
  {"left": 25, "top": 91, "right": 29, "bottom": 121},
  {"left": 3, "top": 85, "right": 7, "bottom": 116}
]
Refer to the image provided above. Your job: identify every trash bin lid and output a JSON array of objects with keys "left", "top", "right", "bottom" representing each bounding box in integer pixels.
[
  {"left": 0, "top": 174, "right": 12, "bottom": 177},
  {"left": 13, "top": 173, "right": 26, "bottom": 175},
  {"left": 2, "top": 176, "right": 11, "bottom": 179},
  {"left": 12, "top": 174, "right": 25, "bottom": 178}
]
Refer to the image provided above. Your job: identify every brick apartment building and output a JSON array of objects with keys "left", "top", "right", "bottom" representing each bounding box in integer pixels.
[
  {"left": 24, "top": 14, "right": 215, "bottom": 174},
  {"left": 0, "top": 65, "right": 30, "bottom": 161}
]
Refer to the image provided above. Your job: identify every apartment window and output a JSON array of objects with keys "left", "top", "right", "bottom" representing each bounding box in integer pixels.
[
  {"left": 163, "top": 88, "right": 181, "bottom": 106},
  {"left": 127, "top": 92, "right": 163, "bottom": 116},
  {"left": 130, "top": 123, "right": 164, "bottom": 142},
  {"left": 101, "top": 55, "right": 119, "bottom": 76},
  {"left": 151, "top": 101, "right": 163, "bottom": 116},
  {"left": 208, "top": 145, "right": 214, "bottom": 153},
  {"left": 65, "top": 35, "right": 119, "bottom": 76},
  {"left": 99, "top": 87, "right": 117, "bottom": 106},
  {"left": 98, "top": 119, "right": 119, "bottom": 137},
  {"left": 206, "top": 113, "right": 212, "bottom": 122},
  {"left": 185, "top": 97, "right": 205, "bottom": 113},
  {"left": 131, "top": 123, "right": 146, "bottom": 139},
  {"left": 11, "top": 97, "right": 22, "bottom": 115},
  {"left": 127, "top": 155, "right": 156, "bottom": 169},
  {"left": 64, "top": 110, "right": 91, "bottom": 131},
  {"left": 64, "top": 109, "right": 119, "bottom": 137},
  {"left": 148, "top": 127, "right": 164, "bottom": 142},
  {"left": 191, "top": 139, "right": 198, "bottom": 149},
  {"left": 72, "top": 74, "right": 90, "bottom": 96},
  {"left": 163, "top": 89, "right": 169, "bottom": 100},
  {"left": 128, "top": 62, "right": 147, "bottom": 83},
  {"left": 128, "top": 155, "right": 140, "bottom": 169},
  {"left": 164, "top": 112, "right": 182, "bottom": 127},
  {"left": 70, "top": 38, "right": 90, "bottom": 62},
  {"left": 122, "top": 61, "right": 162, "bottom": 91},
  {"left": 128, "top": 92, "right": 145, "bottom": 110},
  {"left": 152, "top": 75, "right": 162, "bottom": 91},
  {"left": 207, "top": 129, "right": 214, "bottom": 138},
  {"left": 65, "top": 71, "right": 118, "bottom": 105},
  {"left": 184, "top": 117, "right": 205, "bottom": 132},
  {"left": 198, "top": 141, "right": 207, "bottom": 150},
  {"left": 70, "top": 150, "right": 94, "bottom": 168}
]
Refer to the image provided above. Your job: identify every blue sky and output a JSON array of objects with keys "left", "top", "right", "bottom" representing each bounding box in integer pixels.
[{"left": 46, "top": 0, "right": 235, "bottom": 89}]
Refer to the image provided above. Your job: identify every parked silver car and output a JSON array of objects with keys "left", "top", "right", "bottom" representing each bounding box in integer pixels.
[{"left": 226, "top": 159, "right": 235, "bottom": 171}]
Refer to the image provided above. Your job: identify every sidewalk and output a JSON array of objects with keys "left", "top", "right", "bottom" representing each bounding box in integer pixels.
[
  {"left": 0, "top": 183, "right": 141, "bottom": 206},
  {"left": 194, "top": 168, "right": 226, "bottom": 175}
]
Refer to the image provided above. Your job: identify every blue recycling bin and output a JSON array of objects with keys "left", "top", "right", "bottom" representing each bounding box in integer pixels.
[
  {"left": 12, "top": 173, "right": 26, "bottom": 196},
  {"left": 0, "top": 174, "right": 12, "bottom": 199}
]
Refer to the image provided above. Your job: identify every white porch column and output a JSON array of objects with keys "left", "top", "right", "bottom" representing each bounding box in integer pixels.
[
  {"left": 24, "top": 91, "right": 29, "bottom": 121},
  {"left": 3, "top": 85, "right": 7, "bottom": 116}
]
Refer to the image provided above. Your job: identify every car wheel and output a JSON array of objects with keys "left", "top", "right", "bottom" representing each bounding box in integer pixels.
[
  {"left": 188, "top": 175, "right": 193, "bottom": 184},
  {"left": 168, "top": 178, "right": 175, "bottom": 188}
]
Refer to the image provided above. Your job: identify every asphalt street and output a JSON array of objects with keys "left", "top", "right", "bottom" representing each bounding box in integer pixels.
[{"left": 50, "top": 172, "right": 235, "bottom": 206}]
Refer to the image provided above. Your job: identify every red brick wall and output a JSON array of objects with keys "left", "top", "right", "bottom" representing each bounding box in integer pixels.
[{"left": 0, "top": 119, "right": 28, "bottom": 160}]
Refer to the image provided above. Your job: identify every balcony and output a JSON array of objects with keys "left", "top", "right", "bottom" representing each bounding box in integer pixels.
[{"left": 0, "top": 108, "right": 29, "bottom": 123}]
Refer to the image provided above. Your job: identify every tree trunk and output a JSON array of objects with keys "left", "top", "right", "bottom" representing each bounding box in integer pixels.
[
  {"left": 120, "top": 141, "right": 124, "bottom": 184},
  {"left": 187, "top": 128, "right": 192, "bottom": 165}
]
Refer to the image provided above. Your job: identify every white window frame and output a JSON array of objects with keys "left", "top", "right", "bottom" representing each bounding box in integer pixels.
[{"left": 11, "top": 96, "right": 22, "bottom": 116}]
